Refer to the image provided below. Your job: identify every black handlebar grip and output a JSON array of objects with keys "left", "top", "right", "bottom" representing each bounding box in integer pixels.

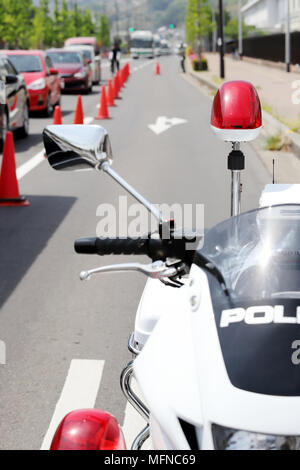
[{"left": 75, "top": 237, "right": 150, "bottom": 256}]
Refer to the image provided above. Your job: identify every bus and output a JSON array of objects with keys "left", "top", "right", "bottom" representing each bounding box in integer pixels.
[
  {"left": 130, "top": 31, "right": 154, "bottom": 59},
  {"left": 153, "top": 34, "right": 161, "bottom": 57}
]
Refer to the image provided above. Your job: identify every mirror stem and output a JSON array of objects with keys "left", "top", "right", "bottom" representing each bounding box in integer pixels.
[{"left": 101, "top": 162, "right": 164, "bottom": 223}]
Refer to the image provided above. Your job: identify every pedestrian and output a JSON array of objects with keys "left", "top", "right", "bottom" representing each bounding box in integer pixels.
[
  {"left": 179, "top": 43, "right": 186, "bottom": 73},
  {"left": 110, "top": 44, "right": 121, "bottom": 74}
]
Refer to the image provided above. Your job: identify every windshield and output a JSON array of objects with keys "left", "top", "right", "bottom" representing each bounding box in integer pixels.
[
  {"left": 81, "top": 50, "right": 92, "bottom": 60},
  {"left": 8, "top": 54, "right": 43, "bottom": 73},
  {"left": 199, "top": 205, "right": 300, "bottom": 301},
  {"left": 131, "top": 39, "right": 153, "bottom": 49},
  {"left": 47, "top": 52, "right": 82, "bottom": 64},
  {"left": 198, "top": 205, "right": 300, "bottom": 397}
]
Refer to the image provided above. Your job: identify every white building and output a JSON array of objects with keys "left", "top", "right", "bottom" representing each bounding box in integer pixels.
[{"left": 242, "top": 0, "right": 300, "bottom": 32}]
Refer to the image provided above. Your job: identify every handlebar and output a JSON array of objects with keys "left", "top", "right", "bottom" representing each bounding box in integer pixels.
[
  {"left": 75, "top": 237, "right": 150, "bottom": 256},
  {"left": 75, "top": 235, "right": 199, "bottom": 264}
]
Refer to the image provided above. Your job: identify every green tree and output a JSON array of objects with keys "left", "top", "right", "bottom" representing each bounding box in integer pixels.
[
  {"left": 2, "top": 0, "right": 34, "bottom": 49},
  {"left": 186, "top": 0, "right": 214, "bottom": 54},
  {"left": 225, "top": 17, "right": 261, "bottom": 39},
  {"left": 53, "top": 0, "right": 64, "bottom": 47},
  {"left": 80, "top": 9, "right": 96, "bottom": 36},
  {"left": 70, "top": 1, "right": 82, "bottom": 37},
  {"left": 30, "top": 0, "right": 53, "bottom": 49},
  {"left": 98, "top": 15, "right": 110, "bottom": 49},
  {"left": 60, "top": 0, "right": 74, "bottom": 40}
]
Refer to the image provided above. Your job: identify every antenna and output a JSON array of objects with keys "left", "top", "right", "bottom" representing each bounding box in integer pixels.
[{"left": 272, "top": 158, "right": 275, "bottom": 184}]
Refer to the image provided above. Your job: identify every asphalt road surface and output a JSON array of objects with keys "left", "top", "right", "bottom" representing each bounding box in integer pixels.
[{"left": 0, "top": 56, "right": 271, "bottom": 450}]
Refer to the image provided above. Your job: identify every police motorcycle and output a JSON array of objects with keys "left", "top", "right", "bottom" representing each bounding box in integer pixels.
[{"left": 43, "top": 80, "right": 300, "bottom": 450}]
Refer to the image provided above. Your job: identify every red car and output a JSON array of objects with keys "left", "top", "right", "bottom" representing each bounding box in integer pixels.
[
  {"left": 46, "top": 49, "right": 93, "bottom": 94},
  {"left": 0, "top": 50, "right": 61, "bottom": 116}
]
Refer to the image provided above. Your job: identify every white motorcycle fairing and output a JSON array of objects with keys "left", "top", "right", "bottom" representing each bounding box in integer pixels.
[{"left": 134, "top": 263, "right": 300, "bottom": 450}]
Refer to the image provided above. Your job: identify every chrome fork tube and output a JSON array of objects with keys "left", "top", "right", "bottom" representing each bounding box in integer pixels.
[
  {"left": 131, "top": 425, "right": 150, "bottom": 451},
  {"left": 231, "top": 170, "right": 242, "bottom": 217},
  {"left": 120, "top": 361, "right": 150, "bottom": 422},
  {"left": 229, "top": 142, "right": 244, "bottom": 217}
]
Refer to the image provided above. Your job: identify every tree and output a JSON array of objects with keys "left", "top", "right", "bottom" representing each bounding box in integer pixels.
[
  {"left": 2, "top": 0, "right": 34, "bottom": 49},
  {"left": 53, "top": 0, "right": 64, "bottom": 47},
  {"left": 186, "top": 0, "right": 214, "bottom": 54},
  {"left": 225, "top": 17, "right": 260, "bottom": 40},
  {"left": 80, "top": 9, "right": 96, "bottom": 36},
  {"left": 98, "top": 15, "right": 110, "bottom": 49}
]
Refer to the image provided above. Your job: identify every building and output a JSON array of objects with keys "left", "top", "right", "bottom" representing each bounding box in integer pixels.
[{"left": 242, "top": 0, "right": 300, "bottom": 32}]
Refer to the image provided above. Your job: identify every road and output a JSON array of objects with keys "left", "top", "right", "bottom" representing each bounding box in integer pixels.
[{"left": 0, "top": 56, "right": 271, "bottom": 450}]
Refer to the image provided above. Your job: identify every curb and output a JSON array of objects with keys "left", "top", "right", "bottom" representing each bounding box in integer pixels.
[{"left": 188, "top": 64, "right": 300, "bottom": 159}]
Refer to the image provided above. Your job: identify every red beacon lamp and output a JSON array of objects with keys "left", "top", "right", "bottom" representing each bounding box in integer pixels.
[
  {"left": 211, "top": 80, "right": 262, "bottom": 216},
  {"left": 50, "top": 409, "right": 126, "bottom": 450}
]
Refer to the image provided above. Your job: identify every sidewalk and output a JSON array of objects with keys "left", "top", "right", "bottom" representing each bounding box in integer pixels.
[{"left": 198, "top": 53, "right": 300, "bottom": 125}]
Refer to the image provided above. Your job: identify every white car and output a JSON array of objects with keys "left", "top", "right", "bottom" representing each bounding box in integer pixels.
[{"left": 65, "top": 44, "right": 101, "bottom": 85}]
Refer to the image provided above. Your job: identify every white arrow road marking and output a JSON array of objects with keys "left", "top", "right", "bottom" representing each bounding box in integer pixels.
[
  {"left": 40, "top": 359, "right": 104, "bottom": 450},
  {"left": 148, "top": 116, "right": 187, "bottom": 135}
]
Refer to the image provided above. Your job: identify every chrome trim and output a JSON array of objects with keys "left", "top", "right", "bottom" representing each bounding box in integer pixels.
[
  {"left": 43, "top": 124, "right": 113, "bottom": 171},
  {"left": 131, "top": 425, "right": 150, "bottom": 451},
  {"left": 128, "top": 332, "right": 142, "bottom": 356},
  {"left": 80, "top": 261, "right": 177, "bottom": 282},
  {"left": 120, "top": 361, "right": 149, "bottom": 422},
  {"left": 231, "top": 142, "right": 242, "bottom": 217}
]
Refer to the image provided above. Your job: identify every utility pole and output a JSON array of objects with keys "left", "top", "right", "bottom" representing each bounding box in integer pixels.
[
  {"left": 115, "top": 0, "right": 120, "bottom": 37},
  {"left": 285, "top": 0, "right": 291, "bottom": 72},
  {"left": 218, "top": 0, "right": 225, "bottom": 79},
  {"left": 238, "top": 0, "right": 243, "bottom": 57}
]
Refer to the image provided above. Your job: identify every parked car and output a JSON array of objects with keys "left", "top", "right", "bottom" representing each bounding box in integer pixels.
[
  {"left": 64, "top": 44, "right": 101, "bottom": 85},
  {"left": 0, "top": 50, "right": 61, "bottom": 117},
  {"left": 0, "top": 54, "right": 29, "bottom": 146},
  {"left": 46, "top": 49, "right": 93, "bottom": 94}
]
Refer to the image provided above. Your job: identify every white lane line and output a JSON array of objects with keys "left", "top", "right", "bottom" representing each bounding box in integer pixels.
[
  {"left": 40, "top": 359, "right": 105, "bottom": 450},
  {"left": 122, "top": 377, "right": 151, "bottom": 450},
  {"left": 17, "top": 150, "right": 45, "bottom": 181}
]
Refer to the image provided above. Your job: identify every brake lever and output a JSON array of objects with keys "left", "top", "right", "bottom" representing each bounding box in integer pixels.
[{"left": 80, "top": 260, "right": 178, "bottom": 282}]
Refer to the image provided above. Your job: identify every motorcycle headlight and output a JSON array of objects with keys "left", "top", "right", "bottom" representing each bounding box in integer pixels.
[
  {"left": 212, "top": 424, "right": 300, "bottom": 450},
  {"left": 28, "top": 78, "right": 46, "bottom": 90}
]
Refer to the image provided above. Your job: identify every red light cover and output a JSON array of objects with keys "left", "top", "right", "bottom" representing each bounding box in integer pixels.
[
  {"left": 50, "top": 409, "right": 126, "bottom": 451},
  {"left": 211, "top": 80, "right": 262, "bottom": 130}
]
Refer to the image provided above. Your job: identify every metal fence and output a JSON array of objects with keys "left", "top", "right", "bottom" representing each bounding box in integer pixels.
[{"left": 242, "top": 32, "right": 300, "bottom": 65}]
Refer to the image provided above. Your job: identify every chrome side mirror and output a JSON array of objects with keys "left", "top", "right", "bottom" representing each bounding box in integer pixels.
[{"left": 43, "top": 124, "right": 113, "bottom": 171}]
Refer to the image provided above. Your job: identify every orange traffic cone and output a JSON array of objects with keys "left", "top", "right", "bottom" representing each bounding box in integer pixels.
[
  {"left": 0, "top": 132, "right": 29, "bottom": 206},
  {"left": 53, "top": 105, "right": 62, "bottom": 125},
  {"left": 120, "top": 68, "right": 125, "bottom": 88},
  {"left": 117, "top": 71, "right": 122, "bottom": 94},
  {"left": 155, "top": 62, "right": 161, "bottom": 75},
  {"left": 74, "top": 95, "right": 84, "bottom": 124},
  {"left": 107, "top": 80, "right": 116, "bottom": 107},
  {"left": 114, "top": 74, "right": 120, "bottom": 99},
  {"left": 95, "top": 85, "right": 110, "bottom": 120}
]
